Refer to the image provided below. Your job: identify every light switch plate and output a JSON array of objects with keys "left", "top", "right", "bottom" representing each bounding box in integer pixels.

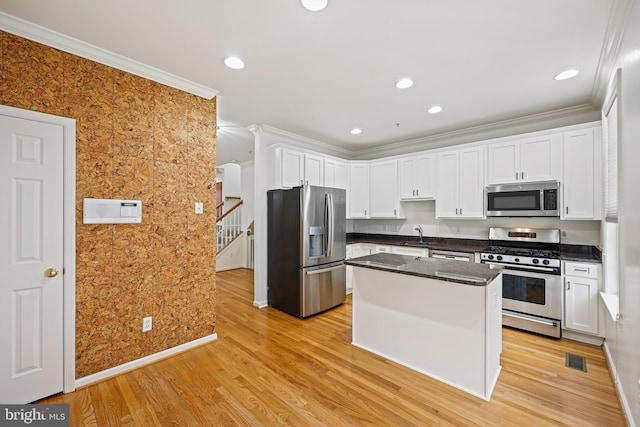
[{"left": 195, "top": 202, "right": 204, "bottom": 214}]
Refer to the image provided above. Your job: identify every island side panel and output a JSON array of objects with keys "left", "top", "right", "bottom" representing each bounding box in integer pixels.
[
  {"left": 484, "top": 274, "right": 502, "bottom": 398},
  {"left": 351, "top": 267, "right": 496, "bottom": 400},
  {"left": 352, "top": 267, "right": 492, "bottom": 398}
]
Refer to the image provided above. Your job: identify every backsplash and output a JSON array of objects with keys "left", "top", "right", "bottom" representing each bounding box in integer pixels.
[
  {"left": 1, "top": 32, "right": 217, "bottom": 378},
  {"left": 348, "top": 200, "right": 601, "bottom": 246}
]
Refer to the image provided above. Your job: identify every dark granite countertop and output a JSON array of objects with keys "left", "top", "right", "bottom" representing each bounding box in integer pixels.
[
  {"left": 346, "top": 233, "right": 488, "bottom": 253},
  {"left": 345, "top": 253, "right": 503, "bottom": 286},
  {"left": 346, "top": 233, "right": 602, "bottom": 264},
  {"left": 560, "top": 244, "right": 602, "bottom": 263}
]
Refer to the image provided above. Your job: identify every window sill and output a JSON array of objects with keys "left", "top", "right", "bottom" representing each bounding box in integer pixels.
[{"left": 599, "top": 292, "right": 619, "bottom": 322}]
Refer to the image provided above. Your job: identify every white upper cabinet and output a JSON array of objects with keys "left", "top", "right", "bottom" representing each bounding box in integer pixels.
[
  {"left": 487, "top": 134, "right": 562, "bottom": 184},
  {"left": 304, "top": 153, "right": 324, "bottom": 186},
  {"left": 324, "top": 158, "right": 348, "bottom": 190},
  {"left": 276, "top": 148, "right": 325, "bottom": 188},
  {"left": 399, "top": 154, "right": 436, "bottom": 200},
  {"left": 436, "top": 146, "right": 485, "bottom": 218},
  {"left": 280, "top": 148, "right": 305, "bottom": 188},
  {"left": 562, "top": 127, "right": 602, "bottom": 220},
  {"left": 369, "top": 159, "right": 401, "bottom": 218},
  {"left": 348, "top": 162, "right": 370, "bottom": 218}
]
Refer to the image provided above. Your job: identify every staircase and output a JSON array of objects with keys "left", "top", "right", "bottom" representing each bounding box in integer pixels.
[{"left": 216, "top": 198, "right": 243, "bottom": 253}]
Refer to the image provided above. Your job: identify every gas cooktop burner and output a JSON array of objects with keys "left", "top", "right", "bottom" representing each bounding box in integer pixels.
[
  {"left": 483, "top": 245, "right": 560, "bottom": 259},
  {"left": 481, "top": 227, "right": 562, "bottom": 273}
]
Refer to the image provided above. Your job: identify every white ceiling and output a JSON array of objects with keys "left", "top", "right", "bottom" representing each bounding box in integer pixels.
[{"left": 0, "top": 0, "right": 621, "bottom": 165}]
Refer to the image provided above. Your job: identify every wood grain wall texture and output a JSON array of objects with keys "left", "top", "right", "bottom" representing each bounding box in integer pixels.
[{"left": 0, "top": 31, "right": 218, "bottom": 378}]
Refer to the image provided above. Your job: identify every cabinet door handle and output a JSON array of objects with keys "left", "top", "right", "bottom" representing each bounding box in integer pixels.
[
  {"left": 515, "top": 172, "right": 519, "bottom": 180},
  {"left": 521, "top": 171, "right": 524, "bottom": 180},
  {"left": 394, "top": 209, "right": 397, "bottom": 215},
  {"left": 455, "top": 208, "right": 458, "bottom": 215},
  {"left": 574, "top": 268, "right": 589, "bottom": 273},
  {"left": 416, "top": 189, "right": 419, "bottom": 196},
  {"left": 459, "top": 208, "right": 462, "bottom": 215},
  {"left": 567, "top": 281, "right": 571, "bottom": 290},
  {"left": 364, "top": 210, "right": 367, "bottom": 216},
  {"left": 566, "top": 207, "right": 569, "bottom": 215}
]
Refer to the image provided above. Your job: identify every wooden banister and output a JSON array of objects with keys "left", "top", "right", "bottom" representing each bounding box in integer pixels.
[{"left": 217, "top": 199, "right": 243, "bottom": 222}]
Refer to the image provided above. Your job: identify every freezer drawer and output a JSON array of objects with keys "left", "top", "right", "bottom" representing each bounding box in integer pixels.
[{"left": 301, "top": 262, "right": 346, "bottom": 317}]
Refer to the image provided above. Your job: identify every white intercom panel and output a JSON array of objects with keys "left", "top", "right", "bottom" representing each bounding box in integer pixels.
[{"left": 83, "top": 198, "right": 142, "bottom": 224}]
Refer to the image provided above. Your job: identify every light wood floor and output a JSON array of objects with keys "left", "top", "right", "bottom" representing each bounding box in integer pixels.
[{"left": 40, "top": 268, "right": 626, "bottom": 426}]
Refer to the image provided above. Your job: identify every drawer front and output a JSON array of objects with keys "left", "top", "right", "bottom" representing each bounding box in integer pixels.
[{"left": 564, "top": 261, "right": 599, "bottom": 279}]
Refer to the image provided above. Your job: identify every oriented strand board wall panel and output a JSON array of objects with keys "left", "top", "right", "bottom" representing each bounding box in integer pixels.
[{"left": 0, "top": 31, "right": 217, "bottom": 378}]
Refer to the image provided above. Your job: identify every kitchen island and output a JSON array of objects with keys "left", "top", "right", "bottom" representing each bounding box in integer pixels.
[{"left": 345, "top": 253, "right": 503, "bottom": 400}]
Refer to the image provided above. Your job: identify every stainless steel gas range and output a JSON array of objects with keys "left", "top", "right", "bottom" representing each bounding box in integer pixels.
[{"left": 480, "top": 227, "right": 562, "bottom": 338}]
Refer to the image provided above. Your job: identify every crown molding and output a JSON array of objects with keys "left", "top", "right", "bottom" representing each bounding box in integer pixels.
[
  {"left": 0, "top": 12, "right": 217, "bottom": 100},
  {"left": 254, "top": 124, "right": 353, "bottom": 158},
  {"left": 590, "top": 0, "right": 633, "bottom": 107},
  {"left": 351, "top": 103, "right": 599, "bottom": 160}
]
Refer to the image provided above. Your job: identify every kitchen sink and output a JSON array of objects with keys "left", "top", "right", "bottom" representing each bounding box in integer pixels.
[{"left": 402, "top": 241, "right": 431, "bottom": 246}]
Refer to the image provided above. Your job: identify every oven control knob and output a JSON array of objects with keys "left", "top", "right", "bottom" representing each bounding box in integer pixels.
[
  {"left": 496, "top": 255, "right": 503, "bottom": 261},
  {"left": 532, "top": 258, "right": 540, "bottom": 264},
  {"left": 487, "top": 254, "right": 494, "bottom": 260},
  {"left": 542, "top": 259, "right": 550, "bottom": 265}
]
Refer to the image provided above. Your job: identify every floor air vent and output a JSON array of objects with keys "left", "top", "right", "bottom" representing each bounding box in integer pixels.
[{"left": 565, "top": 353, "right": 587, "bottom": 372}]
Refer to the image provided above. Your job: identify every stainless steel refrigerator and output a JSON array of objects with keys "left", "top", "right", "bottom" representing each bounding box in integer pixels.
[{"left": 267, "top": 185, "right": 346, "bottom": 318}]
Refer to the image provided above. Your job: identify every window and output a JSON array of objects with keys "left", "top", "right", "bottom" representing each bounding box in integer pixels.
[{"left": 600, "top": 69, "right": 621, "bottom": 320}]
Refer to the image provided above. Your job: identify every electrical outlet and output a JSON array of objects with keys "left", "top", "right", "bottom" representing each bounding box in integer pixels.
[
  {"left": 195, "top": 202, "right": 204, "bottom": 214},
  {"left": 142, "top": 316, "right": 152, "bottom": 332}
]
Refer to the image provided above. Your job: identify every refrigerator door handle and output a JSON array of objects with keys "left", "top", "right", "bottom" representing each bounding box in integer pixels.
[
  {"left": 325, "top": 193, "right": 334, "bottom": 257},
  {"left": 305, "top": 264, "right": 344, "bottom": 275}
]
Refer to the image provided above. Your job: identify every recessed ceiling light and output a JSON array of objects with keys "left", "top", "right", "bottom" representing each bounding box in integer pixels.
[
  {"left": 223, "top": 56, "right": 245, "bottom": 69},
  {"left": 428, "top": 105, "right": 443, "bottom": 114},
  {"left": 301, "top": 0, "right": 328, "bottom": 11},
  {"left": 395, "top": 78, "right": 414, "bottom": 89},
  {"left": 553, "top": 69, "right": 580, "bottom": 80},
  {"left": 350, "top": 128, "right": 362, "bottom": 135}
]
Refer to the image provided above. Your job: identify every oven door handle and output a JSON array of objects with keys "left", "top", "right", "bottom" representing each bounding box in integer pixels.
[
  {"left": 483, "top": 261, "right": 557, "bottom": 273},
  {"left": 503, "top": 311, "right": 558, "bottom": 327}
]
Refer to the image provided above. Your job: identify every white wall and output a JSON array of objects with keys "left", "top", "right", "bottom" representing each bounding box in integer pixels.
[
  {"left": 240, "top": 160, "right": 254, "bottom": 231},
  {"left": 349, "top": 201, "right": 601, "bottom": 245},
  {"left": 218, "top": 163, "right": 242, "bottom": 199},
  {"left": 604, "top": 2, "right": 640, "bottom": 425}
]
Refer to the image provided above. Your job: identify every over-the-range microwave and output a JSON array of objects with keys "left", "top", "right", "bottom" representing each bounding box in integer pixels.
[{"left": 485, "top": 181, "right": 560, "bottom": 217}]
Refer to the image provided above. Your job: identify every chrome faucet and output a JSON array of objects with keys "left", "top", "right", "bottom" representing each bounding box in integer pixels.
[{"left": 415, "top": 225, "right": 423, "bottom": 243}]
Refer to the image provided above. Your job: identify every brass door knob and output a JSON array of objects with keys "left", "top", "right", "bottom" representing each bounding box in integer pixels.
[{"left": 44, "top": 268, "right": 59, "bottom": 278}]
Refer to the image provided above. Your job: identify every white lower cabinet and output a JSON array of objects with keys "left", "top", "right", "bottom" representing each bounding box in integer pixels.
[
  {"left": 346, "top": 244, "right": 375, "bottom": 293},
  {"left": 391, "top": 246, "right": 428, "bottom": 257},
  {"left": 563, "top": 261, "right": 601, "bottom": 335}
]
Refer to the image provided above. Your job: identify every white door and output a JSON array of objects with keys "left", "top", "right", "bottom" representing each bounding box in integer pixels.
[{"left": 0, "top": 115, "right": 64, "bottom": 403}]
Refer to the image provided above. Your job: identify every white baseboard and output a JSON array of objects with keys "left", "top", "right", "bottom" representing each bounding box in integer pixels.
[
  {"left": 74, "top": 333, "right": 218, "bottom": 389},
  {"left": 603, "top": 341, "right": 636, "bottom": 427},
  {"left": 216, "top": 264, "right": 244, "bottom": 272},
  {"left": 254, "top": 299, "right": 269, "bottom": 308},
  {"left": 562, "top": 330, "right": 605, "bottom": 346}
]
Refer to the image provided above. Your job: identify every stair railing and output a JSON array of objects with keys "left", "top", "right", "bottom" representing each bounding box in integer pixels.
[{"left": 216, "top": 200, "right": 243, "bottom": 253}]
